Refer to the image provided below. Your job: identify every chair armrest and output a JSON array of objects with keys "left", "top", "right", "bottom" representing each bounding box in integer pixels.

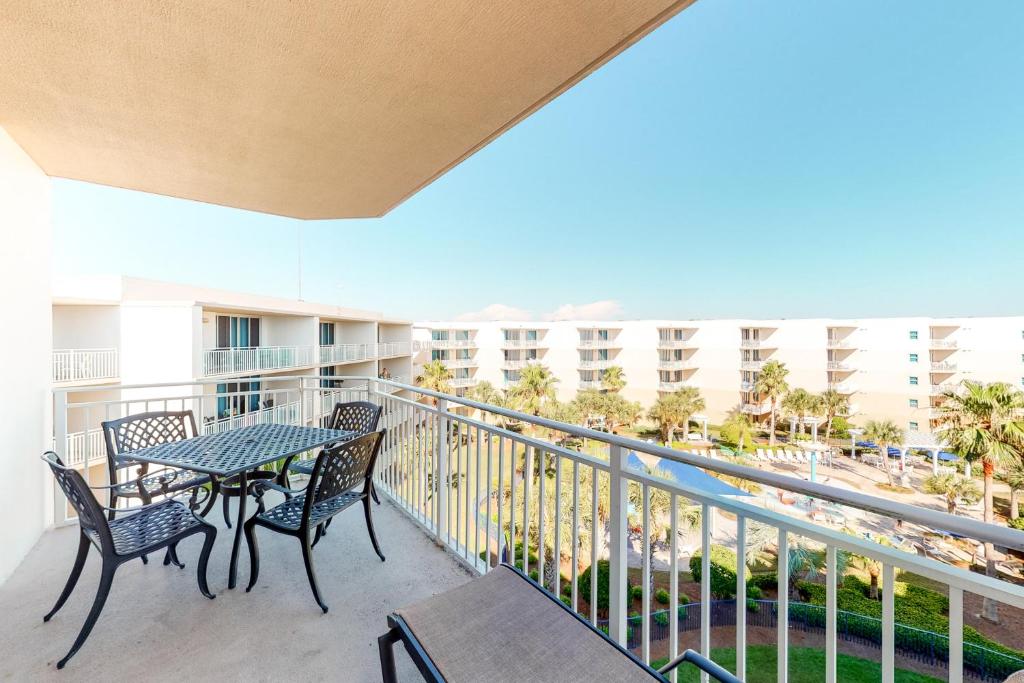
[
  {"left": 251, "top": 479, "right": 302, "bottom": 500},
  {"left": 100, "top": 486, "right": 211, "bottom": 515},
  {"left": 657, "top": 650, "right": 741, "bottom": 683}
]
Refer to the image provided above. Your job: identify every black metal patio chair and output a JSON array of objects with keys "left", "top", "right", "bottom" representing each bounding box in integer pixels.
[
  {"left": 101, "top": 410, "right": 219, "bottom": 521},
  {"left": 379, "top": 563, "right": 740, "bottom": 683},
  {"left": 41, "top": 452, "right": 217, "bottom": 669},
  {"left": 244, "top": 430, "right": 385, "bottom": 613},
  {"left": 278, "top": 400, "right": 383, "bottom": 504}
]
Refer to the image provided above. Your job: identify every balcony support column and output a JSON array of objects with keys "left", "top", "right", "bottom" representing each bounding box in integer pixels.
[
  {"left": 607, "top": 443, "right": 629, "bottom": 646},
  {"left": 435, "top": 398, "right": 449, "bottom": 546}
]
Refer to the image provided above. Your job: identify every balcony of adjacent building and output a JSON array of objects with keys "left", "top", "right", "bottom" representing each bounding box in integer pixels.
[
  {"left": 52, "top": 348, "right": 119, "bottom": 385},
  {"left": 203, "top": 345, "right": 317, "bottom": 376},
  {"left": 657, "top": 359, "right": 696, "bottom": 371},
  {"left": 421, "top": 337, "right": 475, "bottom": 350},
  {"left": 740, "top": 399, "right": 772, "bottom": 415},
  {"left": 930, "top": 381, "right": 959, "bottom": 396},
  {"left": 577, "top": 327, "right": 620, "bottom": 350},
  {"left": 739, "top": 326, "right": 777, "bottom": 351},
  {"left": 827, "top": 379, "right": 858, "bottom": 394},
  {"left": 500, "top": 329, "right": 544, "bottom": 349},
  {"left": 928, "top": 324, "right": 960, "bottom": 351},
  {"left": 578, "top": 358, "right": 616, "bottom": 370},
  {"left": 657, "top": 327, "right": 696, "bottom": 350},
  {"left": 658, "top": 380, "right": 694, "bottom": 392},
  {"left": 826, "top": 326, "right": 859, "bottom": 350},
  {"left": 930, "top": 360, "right": 958, "bottom": 373},
  {"left": 38, "top": 374, "right": 1024, "bottom": 681},
  {"left": 826, "top": 359, "right": 855, "bottom": 372},
  {"left": 740, "top": 359, "right": 765, "bottom": 372}
]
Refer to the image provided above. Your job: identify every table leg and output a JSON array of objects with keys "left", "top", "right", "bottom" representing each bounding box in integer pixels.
[{"left": 228, "top": 469, "right": 247, "bottom": 589}]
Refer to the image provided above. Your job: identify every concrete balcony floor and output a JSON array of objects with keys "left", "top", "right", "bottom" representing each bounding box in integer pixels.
[{"left": 0, "top": 494, "right": 472, "bottom": 681}]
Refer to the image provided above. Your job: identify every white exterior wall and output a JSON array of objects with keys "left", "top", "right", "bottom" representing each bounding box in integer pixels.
[
  {"left": 415, "top": 316, "right": 1024, "bottom": 433},
  {"left": 0, "top": 126, "right": 52, "bottom": 582}
]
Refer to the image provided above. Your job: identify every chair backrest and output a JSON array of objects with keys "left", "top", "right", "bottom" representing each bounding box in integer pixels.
[
  {"left": 42, "top": 451, "right": 113, "bottom": 550},
  {"left": 327, "top": 401, "right": 383, "bottom": 436},
  {"left": 305, "top": 430, "right": 384, "bottom": 518},
  {"left": 101, "top": 410, "right": 198, "bottom": 479}
]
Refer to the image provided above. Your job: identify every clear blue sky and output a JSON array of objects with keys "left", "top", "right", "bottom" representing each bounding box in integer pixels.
[{"left": 53, "top": 1, "right": 1024, "bottom": 321}]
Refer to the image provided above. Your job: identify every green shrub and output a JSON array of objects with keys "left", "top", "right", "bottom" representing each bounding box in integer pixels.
[
  {"left": 559, "top": 594, "right": 572, "bottom": 608},
  {"left": 578, "top": 560, "right": 610, "bottom": 610},
  {"left": 654, "top": 588, "right": 670, "bottom": 605},
  {"left": 746, "top": 599, "right": 760, "bottom": 612},
  {"left": 630, "top": 585, "right": 644, "bottom": 601},
  {"left": 529, "top": 570, "right": 539, "bottom": 582},
  {"left": 746, "top": 585, "right": 763, "bottom": 600},
  {"left": 678, "top": 593, "right": 690, "bottom": 605},
  {"left": 561, "top": 581, "right": 572, "bottom": 597},
  {"left": 1009, "top": 518, "right": 1024, "bottom": 531},
  {"left": 690, "top": 545, "right": 740, "bottom": 598},
  {"left": 747, "top": 573, "right": 778, "bottom": 590},
  {"left": 653, "top": 611, "right": 669, "bottom": 627}
]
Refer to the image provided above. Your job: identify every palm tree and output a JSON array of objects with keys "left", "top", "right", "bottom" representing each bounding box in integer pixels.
[
  {"left": 721, "top": 411, "right": 756, "bottom": 453},
  {"left": 600, "top": 365, "right": 626, "bottom": 393},
  {"left": 648, "top": 387, "right": 705, "bottom": 445},
  {"left": 936, "top": 381, "right": 1024, "bottom": 623},
  {"left": 781, "top": 388, "right": 820, "bottom": 436},
  {"left": 466, "top": 380, "right": 499, "bottom": 422},
  {"left": 999, "top": 459, "right": 1024, "bottom": 520},
  {"left": 754, "top": 360, "right": 789, "bottom": 445},
  {"left": 864, "top": 420, "right": 903, "bottom": 486},
  {"left": 922, "top": 474, "right": 982, "bottom": 515},
  {"left": 511, "top": 364, "right": 558, "bottom": 416},
  {"left": 414, "top": 360, "right": 452, "bottom": 404},
  {"left": 819, "top": 389, "right": 850, "bottom": 443}
]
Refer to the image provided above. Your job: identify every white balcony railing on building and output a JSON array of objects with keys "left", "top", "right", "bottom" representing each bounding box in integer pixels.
[
  {"left": 501, "top": 339, "right": 541, "bottom": 349},
  {"left": 740, "top": 360, "right": 764, "bottom": 371},
  {"left": 658, "top": 381, "right": 691, "bottom": 392},
  {"left": 825, "top": 337, "right": 856, "bottom": 349},
  {"left": 578, "top": 379, "right": 603, "bottom": 390},
  {"left": 577, "top": 339, "right": 617, "bottom": 349},
  {"left": 931, "top": 361, "right": 958, "bottom": 372},
  {"left": 930, "top": 382, "right": 959, "bottom": 395},
  {"left": 501, "top": 359, "right": 535, "bottom": 370},
  {"left": 203, "top": 345, "right": 315, "bottom": 376},
  {"left": 376, "top": 341, "right": 411, "bottom": 358},
  {"left": 826, "top": 360, "right": 853, "bottom": 371},
  {"left": 740, "top": 339, "right": 768, "bottom": 349},
  {"left": 828, "top": 380, "right": 857, "bottom": 394},
  {"left": 657, "top": 359, "right": 694, "bottom": 371},
  {"left": 422, "top": 339, "right": 475, "bottom": 350},
  {"left": 929, "top": 338, "right": 958, "bottom": 350},
  {"left": 741, "top": 401, "right": 771, "bottom": 414},
  {"left": 319, "top": 343, "right": 374, "bottom": 364},
  {"left": 52, "top": 375, "right": 1024, "bottom": 683},
  {"left": 657, "top": 339, "right": 693, "bottom": 349},
  {"left": 52, "top": 348, "right": 118, "bottom": 384},
  {"left": 578, "top": 359, "right": 614, "bottom": 370},
  {"left": 739, "top": 380, "right": 755, "bottom": 392},
  {"left": 443, "top": 358, "right": 478, "bottom": 369},
  {"left": 449, "top": 377, "right": 478, "bottom": 388}
]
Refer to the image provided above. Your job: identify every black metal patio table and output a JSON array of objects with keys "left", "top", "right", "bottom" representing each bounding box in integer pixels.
[{"left": 119, "top": 423, "right": 355, "bottom": 589}]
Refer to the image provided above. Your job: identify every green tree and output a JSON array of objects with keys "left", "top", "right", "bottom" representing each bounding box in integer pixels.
[
  {"left": 818, "top": 389, "right": 850, "bottom": 443},
  {"left": 720, "top": 411, "right": 756, "bottom": 452},
  {"left": 571, "top": 389, "right": 606, "bottom": 429},
  {"left": 600, "top": 365, "right": 626, "bottom": 393},
  {"left": 414, "top": 359, "right": 452, "bottom": 404},
  {"left": 599, "top": 393, "right": 642, "bottom": 433},
  {"left": 754, "top": 360, "right": 789, "bottom": 445},
  {"left": 998, "top": 459, "right": 1024, "bottom": 520},
  {"left": 864, "top": 419, "right": 903, "bottom": 486},
  {"left": 511, "top": 363, "right": 558, "bottom": 416},
  {"left": 466, "top": 380, "right": 499, "bottom": 422},
  {"left": 781, "top": 388, "right": 821, "bottom": 436},
  {"left": 936, "top": 381, "right": 1024, "bottom": 623},
  {"left": 647, "top": 387, "right": 705, "bottom": 445},
  {"left": 922, "top": 474, "right": 982, "bottom": 515}
]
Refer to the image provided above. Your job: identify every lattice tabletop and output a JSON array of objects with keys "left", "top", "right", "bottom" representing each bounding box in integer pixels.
[{"left": 119, "top": 423, "right": 355, "bottom": 477}]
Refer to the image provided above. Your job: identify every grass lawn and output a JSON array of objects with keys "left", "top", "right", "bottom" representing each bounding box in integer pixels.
[{"left": 651, "top": 645, "right": 942, "bottom": 683}]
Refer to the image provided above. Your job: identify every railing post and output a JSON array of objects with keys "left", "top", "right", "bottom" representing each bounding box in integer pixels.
[
  {"left": 435, "top": 397, "right": 450, "bottom": 545},
  {"left": 53, "top": 390, "right": 68, "bottom": 525},
  {"left": 608, "top": 443, "right": 629, "bottom": 645},
  {"left": 299, "top": 377, "right": 308, "bottom": 426}
]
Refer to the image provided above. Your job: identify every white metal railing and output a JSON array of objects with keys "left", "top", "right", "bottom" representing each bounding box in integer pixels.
[
  {"left": 376, "top": 341, "right": 411, "bottom": 358},
  {"left": 658, "top": 381, "right": 692, "bottom": 392},
  {"left": 63, "top": 428, "right": 106, "bottom": 467},
  {"left": 740, "top": 360, "right": 764, "bottom": 371},
  {"left": 52, "top": 348, "right": 118, "bottom": 383},
  {"left": 579, "top": 359, "right": 614, "bottom": 370},
  {"left": 828, "top": 380, "right": 857, "bottom": 394},
  {"left": 739, "top": 380, "right": 755, "bottom": 392},
  {"left": 501, "top": 339, "right": 541, "bottom": 348},
  {"left": 449, "top": 377, "right": 477, "bottom": 388},
  {"left": 577, "top": 339, "right": 618, "bottom": 349},
  {"left": 319, "top": 343, "right": 373, "bottom": 364},
  {"left": 741, "top": 401, "right": 770, "bottom": 414},
  {"left": 930, "top": 382, "right": 958, "bottom": 395},
  {"left": 422, "top": 339, "right": 475, "bottom": 350},
  {"left": 826, "top": 360, "right": 853, "bottom": 371},
  {"left": 203, "top": 345, "right": 315, "bottom": 376},
  {"left": 51, "top": 375, "right": 1024, "bottom": 683},
  {"left": 931, "top": 361, "right": 958, "bottom": 372},
  {"left": 501, "top": 359, "right": 534, "bottom": 370},
  {"left": 443, "top": 358, "right": 478, "bottom": 369},
  {"left": 578, "top": 379, "right": 602, "bottom": 390},
  {"left": 740, "top": 339, "right": 766, "bottom": 349},
  {"left": 657, "top": 339, "right": 693, "bottom": 349},
  {"left": 657, "top": 359, "right": 694, "bottom": 370},
  {"left": 826, "top": 338, "right": 856, "bottom": 349},
  {"left": 929, "top": 338, "right": 958, "bottom": 349}
]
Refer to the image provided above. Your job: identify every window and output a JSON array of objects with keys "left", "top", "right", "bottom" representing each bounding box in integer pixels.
[
  {"left": 909, "top": 330, "right": 918, "bottom": 340},
  {"left": 319, "top": 322, "right": 335, "bottom": 346},
  {"left": 431, "top": 329, "right": 448, "bottom": 341},
  {"left": 909, "top": 399, "right": 918, "bottom": 408},
  {"left": 526, "top": 329, "right": 538, "bottom": 341},
  {"left": 909, "top": 376, "right": 919, "bottom": 385},
  {"left": 909, "top": 353, "right": 918, "bottom": 363},
  {"left": 217, "top": 315, "right": 260, "bottom": 348},
  {"left": 909, "top": 421, "right": 919, "bottom": 431}
]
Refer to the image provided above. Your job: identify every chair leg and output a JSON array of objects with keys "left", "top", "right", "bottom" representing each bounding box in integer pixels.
[
  {"left": 378, "top": 628, "right": 401, "bottom": 683},
  {"left": 300, "top": 534, "right": 329, "bottom": 613},
  {"left": 363, "top": 497, "right": 386, "bottom": 562},
  {"left": 371, "top": 481, "right": 381, "bottom": 505},
  {"left": 44, "top": 532, "right": 90, "bottom": 622},
  {"left": 196, "top": 528, "right": 217, "bottom": 599},
  {"left": 243, "top": 519, "right": 260, "bottom": 593},
  {"left": 57, "top": 562, "right": 116, "bottom": 669},
  {"left": 222, "top": 492, "right": 233, "bottom": 529},
  {"left": 163, "top": 543, "right": 185, "bottom": 569},
  {"left": 200, "top": 480, "right": 220, "bottom": 518},
  {"left": 312, "top": 523, "right": 325, "bottom": 548}
]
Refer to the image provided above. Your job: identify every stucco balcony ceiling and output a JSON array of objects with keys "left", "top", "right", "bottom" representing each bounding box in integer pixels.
[{"left": 1, "top": 1, "right": 694, "bottom": 219}]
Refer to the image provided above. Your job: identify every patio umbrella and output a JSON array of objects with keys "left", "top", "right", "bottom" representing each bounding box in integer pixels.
[
  {"left": 938, "top": 451, "right": 959, "bottom": 462},
  {"left": 627, "top": 452, "right": 752, "bottom": 497}
]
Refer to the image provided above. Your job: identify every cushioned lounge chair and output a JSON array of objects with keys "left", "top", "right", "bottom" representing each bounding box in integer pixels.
[{"left": 378, "top": 563, "right": 740, "bottom": 683}]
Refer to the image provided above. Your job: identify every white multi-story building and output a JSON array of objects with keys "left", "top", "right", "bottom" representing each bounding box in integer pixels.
[
  {"left": 52, "top": 276, "right": 413, "bottom": 472},
  {"left": 415, "top": 317, "right": 1024, "bottom": 432}
]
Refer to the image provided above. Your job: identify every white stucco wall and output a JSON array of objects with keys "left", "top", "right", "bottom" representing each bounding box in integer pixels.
[{"left": 0, "top": 126, "right": 52, "bottom": 583}]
